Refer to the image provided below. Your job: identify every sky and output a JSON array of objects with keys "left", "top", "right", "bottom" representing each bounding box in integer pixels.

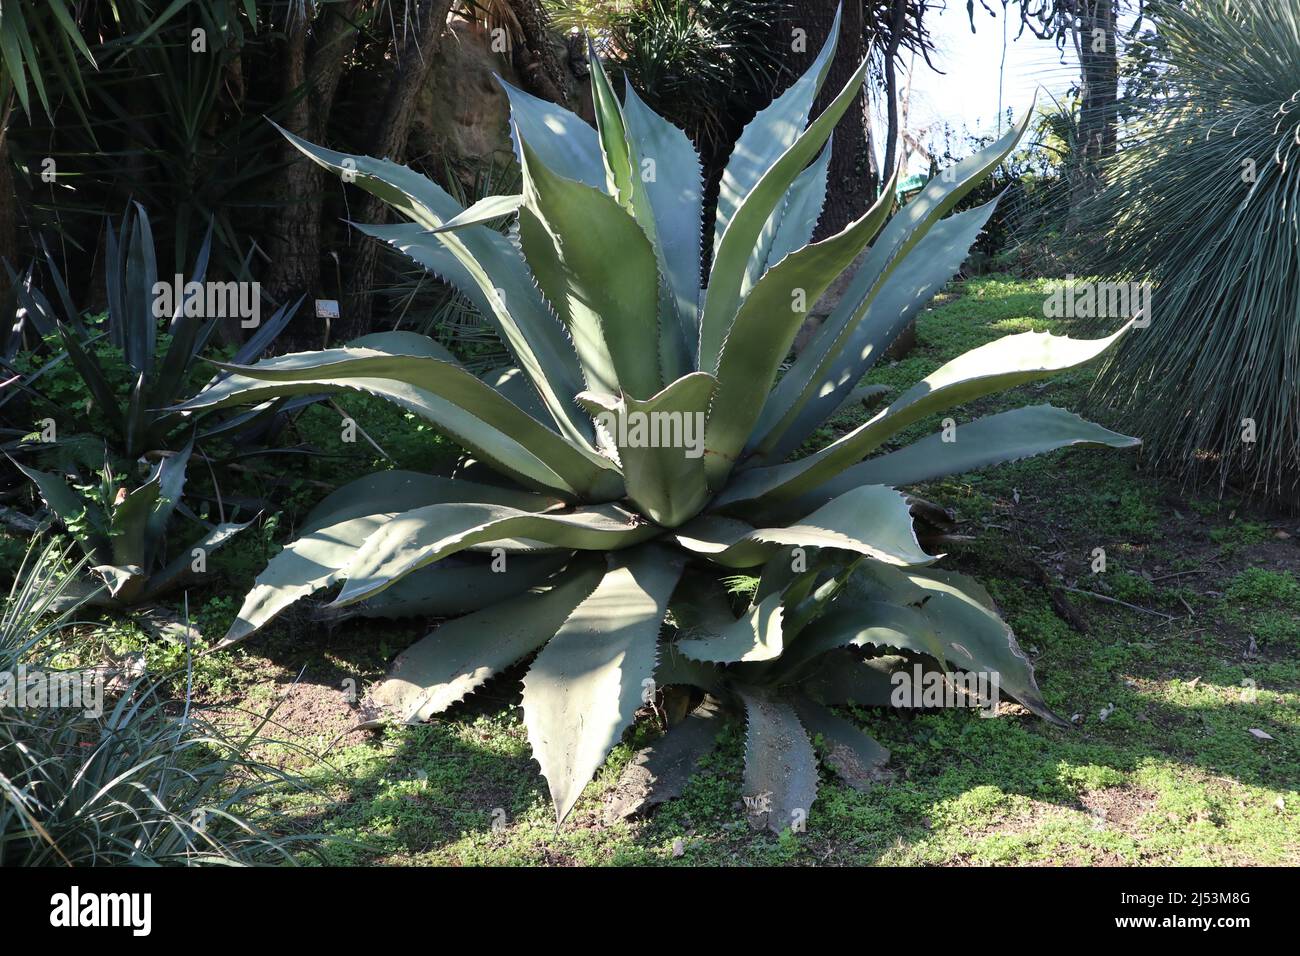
[{"left": 889, "top": 2, "right": 1080, "bottom": 173}]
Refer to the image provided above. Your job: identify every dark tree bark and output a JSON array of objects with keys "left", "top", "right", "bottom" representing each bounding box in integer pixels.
[
  {"left": 878, "top": 0, "right": 908, "bottom": 189},
  {"left": 1072, "top": 0, "right": 1118, "bottom": 205},
  {"left": 261, "top": 1, "right": 363, "bottom": 324},
  {"left": 506, "top": 0, "right": 573, "bottom": 105},
  {"left": 340, "top": 0, "right": 454, "bottom": 338}
]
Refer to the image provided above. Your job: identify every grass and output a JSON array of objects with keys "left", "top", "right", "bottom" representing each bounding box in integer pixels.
[{"left": 40, "top": 275, "right": 1300, "bottom": 866}]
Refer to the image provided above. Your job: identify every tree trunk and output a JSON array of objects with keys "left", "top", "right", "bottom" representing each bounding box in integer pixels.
[
  {"left": 879, "top": 0, "right": 908, "bottom": 189},
  {"left": 1071, "top": 0, "right": 1118, "bottom": 210},
  {"left": 260, "top": 2, "right": 362, "bottom": 334},
  {"left": 506, "top": 0, "right": 573, "bottom": 105},
  {"left": 341, "top": 0, "right": 454, "bottom": 339}
]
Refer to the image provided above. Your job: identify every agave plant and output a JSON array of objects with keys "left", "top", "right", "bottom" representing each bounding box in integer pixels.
[
  {"left": 175, "top": 10, "right": 1138, "bottom": 829},
  {"left": 7, "top": 204, "right": 297, "bottom": 604}
]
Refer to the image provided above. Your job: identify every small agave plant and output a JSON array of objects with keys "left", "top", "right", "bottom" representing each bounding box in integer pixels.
[{"left": 176, "top": 11, "right": 1139, "bottom": 830}]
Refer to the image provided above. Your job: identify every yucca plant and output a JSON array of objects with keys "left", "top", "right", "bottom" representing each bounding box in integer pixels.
[
  {"left": 174, "top": 10, "right": 1138, "bottom": 829},
  {"left": 1084, "top": 0, "right": 1300, "bottom": 502},
  {"left": 0, "top": 542, "right": 325, "bottom": 865}
]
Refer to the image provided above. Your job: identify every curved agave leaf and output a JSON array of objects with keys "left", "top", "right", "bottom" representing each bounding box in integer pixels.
[
  {"left": 220, "top": 472, "right": 559, "bottom": 646},
  {"left": 675, "top": 592, "right": 784, "bottom": 663},
  {"left": 757, "top": 198, "right": 1003, "bottom": 462},
  {"left": 677, "top": 485, "right": 933, "bottom": 569},
  {"left": 717, "top": 324, "right": 1133, "bottom": 510},
  {"left": 586, "top": 61, "right": 694, "bottom": 382},
  {"left": 763, "top": 137, "right": 833, "bottom": 273},
  {"left": 175, "top": 347, "right": 621, "bottom": 500},
  {"left": 797, "top": 650, "right": 914, "bottom": 706},
  {"left": 499, "top": 78, "right": 605, "bottom": 189},
  {"left": 714, "top": 4, "right": 840, "bottom": 252},
  {"left": 790, "top": 697, "right": 890, "bottom": 790},
  {"left": 699, "top": 49, "right": 871, "bottom": 372},
  {"left": 523, "top": 547, "right": 684, "bottom": 823},
  {"left": 588, "top": 42, "right": 635, "bottom": 208},
  {"left": 333, "top": 502, "right": 659, "bottom": 607},
  {"left": 517, "top": 134, "right": 662, "bottom": 401},
  {"left": 754, "top": 108, "right": 1036, "bottom": 456},
  {"left": 852, "top": 562, "right": 1067, "bottom": 725},
  {"left": 704, "top": 171, "right": 897, "bottom": 489},
  {"left": 360, "top": 554, "right": 607, "bottom": 728},
  {"left": 786, "top": 405, "right": 1141, "bottom": 514},
  {"left": 141, "top": 518, "right": 251, "bottom": 602},
  {"left": 482, "top": 365, "right": 549, "bottom": 425},
  {"left": 342, "top": 552, "right": 572, "bottom": 621},
  {"left": 622, "top": 84, "right": 703, "bottom": 355},
  {"left": 9, "top": 457, "right": 108, "bottom": 561},
  {"left": 783, "top": 598, "right": 946, "bottom": 673},
  {"left": 738, "top": 687, "right": 819, "bottom": 834},
  {"left": 605, "top": 696, "right": 725, "bottom": 821},
  {"left": 275, "top": 124, "right": 593, "bottom": 450},
  {"left": 577, "top": 372, "right": 716, "bottom": 527}
]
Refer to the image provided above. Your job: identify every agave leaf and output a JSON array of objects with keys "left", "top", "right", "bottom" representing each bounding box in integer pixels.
[
  {"left": 754, "top": 110, "right": 1036, "bottom": 455},
  {"left": 700, "top": 48, "right": 870, "bottom": 372},
  {"left": 852, "top": 562, "right": 1067, "bottom": 725},
  {"left": 604, "top": 696, "right": 725, "bottom": 821},
  {"left": 714, "top": 4, "right": 840, "bottom": 252},
  {"left": 8, "top": 458, "right": 107, "bottom": 560},
  {"left": 141, "top": 518, "right": 251, "bottom": 602},
  {"left": 121, "top": 202, "right": 158, "bottom": 376},
  {"left": 621, "top": 84, "right": 703, "bottom": 356},
  {"left": 655, "top": 646, "right": 726, "bottom": 695},
  {"left": 577, "top": 372, "right": 715, "bottom": 526},
  {"left": 677, "top": 485, "right": 933, "bottom": 569},
  {"left": 738, "top": 687, "right": 819, "bottom": 834},
  {"left": 788, "top": 405, "right": 1141, "bottom": 514},
  {"left": 718, "top": 324, "right": 1133, "bottom": 510},
  {"left": 175, "top": 348, "right": 621, "bottom": 500},
  {"left": 758, "top": 198, "right": 1002, "bottom": 462},
  {"left": 791, "top": 697, "right": 890, "bottom": 790},
  {"left": 764, "top": 137, "right": 833, "bottom": 272},
  {"left": 523, "top": 547, "right": 684, "bottom": 823},
  {"left": 343, "top": 552, "right": 572, "bottom": 621},
  {"left": 275, "top": 125, "right": 592, "bottom": 450},
  {"left": 704, "top": 171, "right": 896, "bottom": 489},
  {"left": 499, "top": 78, "right": 605, "bottom": 189},
  {"left": 798, "top": 650, "right": 912, "bottom": 706},
  {"left": 783, "top": 598, "right": 946, "bottom": 672},
  {"left": 220, "top": 471, "right": 559, "bottom": 645},
  {"left": 588, "top": 44, "right": 635, "bottom": 207},
  {"left": 334, "top": 502, "right": 659, "bottom": 607},
  {"left": 361, "top": 555, "right": 607, "bottom": 727},
  {"left": 482, "top": 365, "right": 549, "bottom": 424},
  {"left": 516, "top": 134, "right": 662, "bottom": 400},
  {"left": 424, "top": 193, "right": 524, "bottom": 233},
  {"left": 347, "top": 329, "right": 461, "bottom": 363},
  {"left": 676, "top": 592, "right": 784, "bottom": 663},
  {"left": 144, "top": 440, "right": 192, "bottom": 568},
  {"left": 108, "top": 478, "right": 160, "bottom": 590}
]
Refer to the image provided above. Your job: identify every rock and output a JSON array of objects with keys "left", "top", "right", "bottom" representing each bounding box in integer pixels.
[{"left": 410, "top": 17, "right": 521, "bottom": 186}]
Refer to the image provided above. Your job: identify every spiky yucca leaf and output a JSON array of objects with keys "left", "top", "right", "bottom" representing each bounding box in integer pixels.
[{"left": 179, "top": 6, "right": 1138, "bottom": 827}]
